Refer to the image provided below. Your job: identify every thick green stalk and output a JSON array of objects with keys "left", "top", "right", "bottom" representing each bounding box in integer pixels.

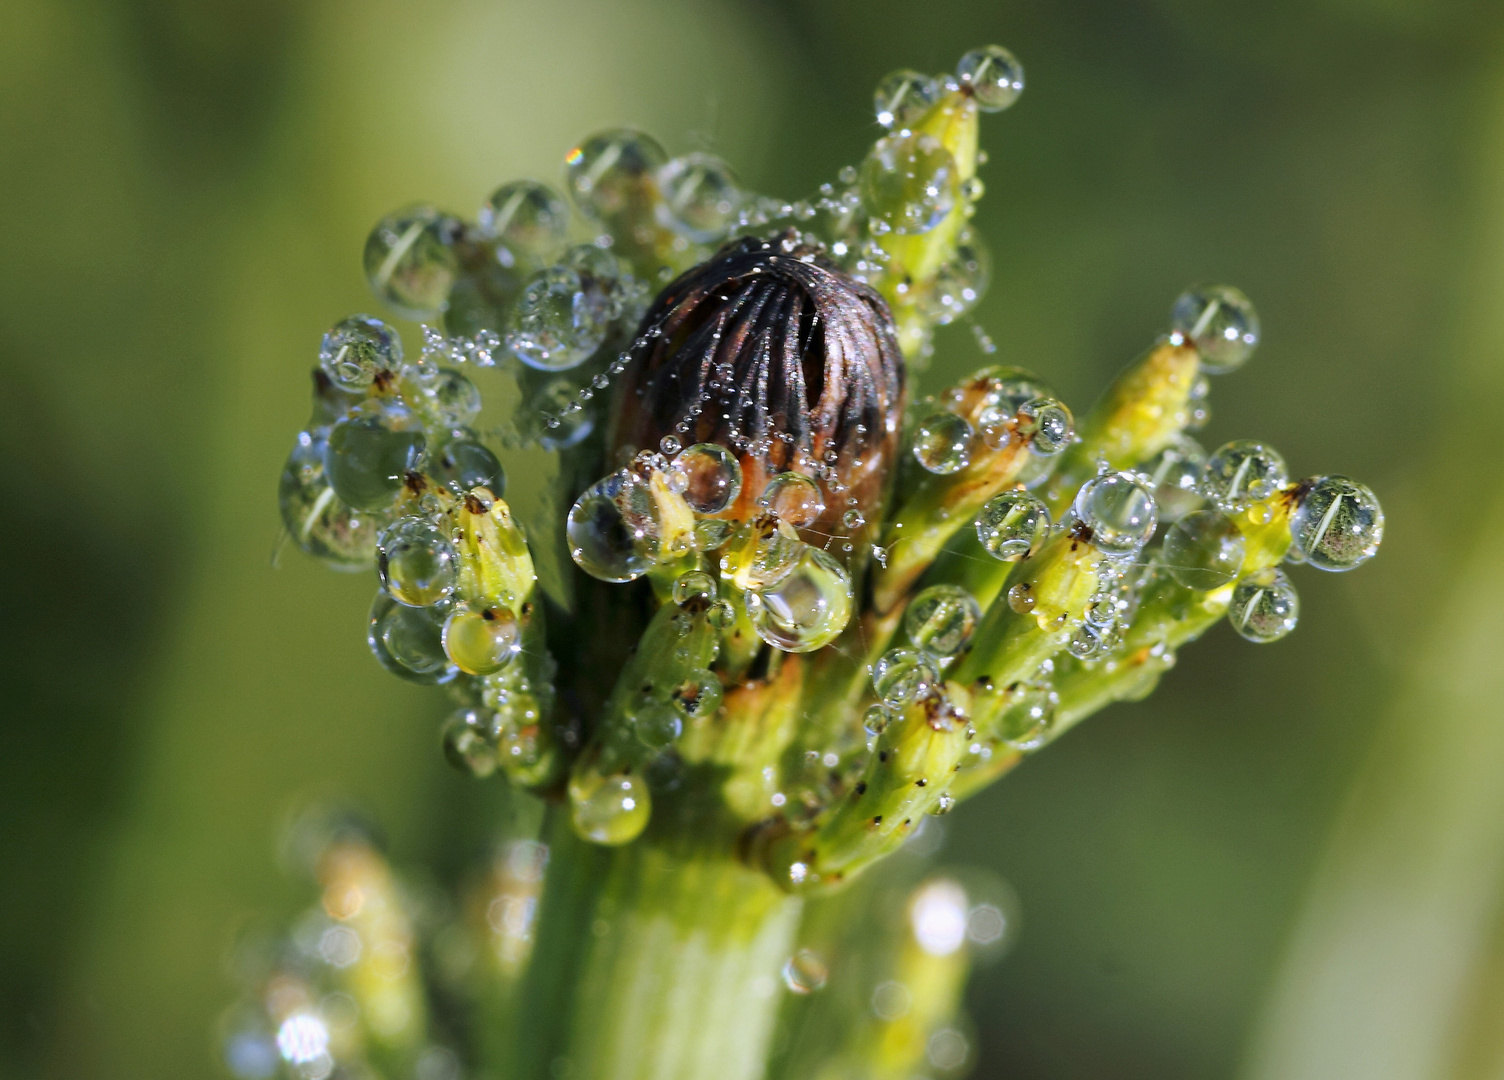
[{"left": 511, "top": 812, "right": 802, "bottom": 1080}]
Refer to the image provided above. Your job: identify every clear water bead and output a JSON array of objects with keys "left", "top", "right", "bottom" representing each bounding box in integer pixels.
[
  {"left": 783, "top": 949, "right": 829, "bottom": 994},
  {"left": 913, "top": 412, "right": 975, "bottom": 474},
  {"left": 319, "top": 315, "right": 402, "bottom": 392},
  {"left": 1162, "top": 509, "right": 1246, "bottom": 591},
  {"left": 507, "top": 264, "right": 608, "bottom": 372},
  {"left": 442, "top": 605, "right": 519, "bottom": 675},
  {"left": 864, "top": 704, "right": 894, "bottom": 735},
  {"left": 669, "top": 443, "right": 742, "bottom": 514},
  {"left": 976, "top": 490, "right": 1051, "bottom": 560},
  {"left": 631, "top": 699, "right": 683, "bottom": 749},
  {"left": 368, "top": 593, "right": 454, "bottom": 684},
  {"left": 746, "top": 546, "right": 853, "bottom": 653},
  {"left": 564, "top": 129, "right": 669, "bottom": 221},
  {"left": 672, "top": 570, "right": 718, "bottom": 607},
  {"left": 1171, "top": 285, "right": 1260, "bottom": 374},
  {"left": 758, "top": 473, "right": 825, "bottom": 527},
  {"left": 435, "top": 436, "right": 505, "bottom": 496},
  {"left": 957, "top": 45, "right": 1025, "bottom": 111},
  {"left": 672, "top": 670, "right": 723, "bottom": 720},
  {"left": 567, "top": 471, "right": 658, "bottom": 582},
  {"left": 906, "top": 585, "right": 982, "bottom": 656},
  {"left": 363, "top": 205, "right": 462, "bottom": 320},
  {"left": 1288, "top": 475, "right": 1383, "bottom": 571},
  {"left": 656, "top": 154, "right": 743, "bottom": 242},
  {"left": 279, "top": 433, "right": 383, "bottom": 569},
  {"left": 1228, "top": 568, "right": 1300, "bottom": 642},
  {"left": 872, "top": 647, "right": 941, "bottom": 709},
  {"left": 479, "top": 180, "right": 569, "bottom": 260},
  {"left": 862, "top": 133, "right": 960, "bottom": 235},
  {"left": 1203, "top": 440, "right": 1288, "bottom": 510},
  {"left": 324, "top": 402, "right": 427, "bottom": 511},
  {"left": 1137, "top": 437, "right": 1205, "bottom": 523},
  {"left": 378, "top": 516, "right": 457, "bottom": 606},
  {"left": 874, "top": 69, "right": 939, "bottom": 130},
  {"left": 1017, "top": 397, "right": 1074, "bottom": 455},
  {"left": 999, "top": 682, "right": 1055, "bottom": 749},
  {"left": 1074, "top": 472, "right": 1158, "bottom": 557},
  {"left": 441, "top": 708, "right": 499, "bottom": 777},
  {"left": 430, "top": 368, "right": 483, "bottom": 428},
  {"left": 920, "top": 231, "right": 990, "bottom": 324},
  {"left": 569, "top": 770, "right": 651, "bottom": 846}
]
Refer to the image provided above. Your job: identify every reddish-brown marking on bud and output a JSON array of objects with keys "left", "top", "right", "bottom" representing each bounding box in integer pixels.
[{"left": 610, "top": 231, "right": 905, "bottom": 533}]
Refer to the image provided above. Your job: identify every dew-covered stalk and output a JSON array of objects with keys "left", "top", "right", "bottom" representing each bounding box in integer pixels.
[{"left": 236, "top": 43, "right": 1386, "bottom": 1080}]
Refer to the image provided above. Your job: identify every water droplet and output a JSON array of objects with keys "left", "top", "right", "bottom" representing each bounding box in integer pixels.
[
  {"left": 279, "top": 433, "right": 383, "bottom": 569},
  {"left": 933, "top": 792, "right": 957, "bottom": 814},
  {"left": 436, "top": 436, "right": 505, "bottom": 496},
  {"left": 864, "top": 703, "right": 894, "bottom": 735},
  {"left": 378, "top": 516, "right": 457, "bottom": 606},
  {"left": 874, "top": 69, "right": 939, "bottom": 130},
  {"left": 631, "top": 699, "right": 683, "bottom": 748},
  {"left": 507, "top": 264, "right": 608, "bottom": 372},
  {"left": 913, "top": 412, "right": 975, "bottom": 474},
  {"left": 564, "top": 129, "right": 669, "bottom": 221},
  {"left": 783, "top": 949, "right": 829, "bottom": 994},
  {"left": 976, "top": 490, "right": 1051, "bottom": 560},
  {"left": 1015, "top": 397, "right": 1073, "bottom": 455},
  {"left": 999, "top": 681, "right": 1055, "bottom": 749},
  {"left": 1288, "top": 475, "right": 1383, "bottom": 571},
  {"left": 905, "top": 585, "right": 981, "bottom": 656},
  {"left": 758, "top": 472, "right": 825, "bottom": 526},
  {"left": 1007, "top": 581, "right": 1036, "bottom": 613},
  {"left": 441, "top": 708, "right": 500, "bottom": 776},
  {"left": 669, "top": 443, "right": 743, "bottom": 514},
  {"left": 324, "top": 402, "right": 427, "bottom": 511},
  {"left": 567, "top": 471, "right": 658, "bottom": 582},
  {"left": 1162, "top": 509, "right": 1246, "bottom": 591},
  {"left": 479, "top": 180, "right": 570, "bottom": 261},
  {"left": 707, "top": 599, "right": 735, "bottom": 628},
  {"left": 1136, "top": 437, "right": 1205, "bottom": 523},
  {"left": 656, "top": 154, "right": 743, "bottom": 242},
  {"left": 694, "top": 518, "right": 733, "bottom": 551},
  {"left": 1203, "top": 440, "right": 1287, "bottom": 510},
  {"left": 1228, "top": 568, "right": 1299, "bottom": 642},
  {"left": 659, "top": 435, "right": 682, "bottom": 456},
  {"left": 957, "top": 45, "right": 1025, "bottom": 111},
  {"left": 363, "top": 205, "right": 462, "bottom": 320},
  {"left": 427, "top": 368, "right": 484, "bottom": 429},
  {"left": 672, "top": 670, "right": 723, "bottom": 720},
  {"left": 319, "top": 314, "right": 402, "bottom": 392},
  {"left": 442, "top": 605, "right": 519, "bottom": 675},
  {"left": 368, "top": 593, "right": 455, "bottom": 684},
  {"left": 1170, "top": 285, "right": 1260, "bottom": 374},
  {"left": 568, "top": 770, "right": 651, "bottom": 845},
  {"left": 722, "top": 520, "right": 804, "bottom": 590},
  {"left": 672, "top": 570, "right": 718, "bottom": 607},
  {"left": 747, "top": 545, "right": 853, "bottom": 653},
  {"left": 534, "top": 378, "right": 595, "bottom": 450},
  {"left": 1074, "top": 472, "right": 1158, "bottom": 557},
  {"left": 862, "top": 133, "right": 960, "bottom": 235},
  {"left": 920, "top": 231, "right": 990, "bottom": 324},
  {"left": 872, "top": 647, "right": 941, "bottom": 709}
]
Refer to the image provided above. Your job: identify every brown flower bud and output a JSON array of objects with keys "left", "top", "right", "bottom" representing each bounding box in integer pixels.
[{"left": 609, "top": 231, "right": 906, "bottom": 531}]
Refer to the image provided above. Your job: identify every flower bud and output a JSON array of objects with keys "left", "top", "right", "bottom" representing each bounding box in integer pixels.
[{"left": 609, "top": 232, "right": 906, "bottom": 533}]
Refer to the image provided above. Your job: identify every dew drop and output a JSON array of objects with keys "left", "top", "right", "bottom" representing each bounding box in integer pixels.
[
  {"left": 864, "top": 703, "right": 894, "bottom": 735},
  {"left": 746, "top": 546, "right": 853, "bottom": 653},
  {"left": 568, "top": 770, "right": 651, "bottom": 846},
  {"left": 442, "top": 605, "right": 520, "bottom": 676},
  {"left": 564, "top": 129, "right": 669, "bottom": 221},
  {"left": 872, "top": 647, "right": 941, "bottom": 709},
  {"left": 1016, "top": 397, "right": 1074, "bottom": 455},
  {"left": 441, "top": 708, "right": 500, "bottom": 777},
  {"left": 378, "top": 516, "right": 458, "bottom": 607},
  {"left": 368, "top": 592, "right": 455, "bottom": 684},
  {"left": 363, "top": 205, "right": 462, "bottom": 320},
  {"left": 631, "top": 699, "right": 683, "bottom": 749},
  {"left": 319, "top": 314, "right": 402, "bottom": 392},
  {"left": 567, "top": 471, "right": 658, "bottom": 582},
  {"left": 874, "top": 69, "right": 939, "bottom": 130},
  {"left": 905, "top": 585, "right": 981, "bottom": 656},
  {"left": 999, "top": 681, "right": 1055, "bottom": 749},
  {"left": 1073, "top": 472, "right": 1158, "bottom": 557},
  {"left": 670, "top": 443, "right": 743, "bottom": 514},
  {"left": 1203, "top": 440, "right": 1287, "bottom": 511},
  {"left": 1171, "top": 285, "right": 1260, "bottom": 374},
  {"left": 956, "top": 45, "right": 1025, "bottom": 111},
  {"left": 479, "top": 180, "right": 570, "bottom": 261},
  {"left": 913, "top": 412, "right": 975, "bottom": 474},
  {"left": 783, "top": 949, "right": 829, "bottom": 994},
  {"left": 1162, "top": 509, "right": 1246, "bottom": 591},
  {"left": 1228, "top": 568, "right": 1299, "bottom": 642},
  {"left": 862, "top": 133, "right": 960, "bottom": 235},
  {"left": 279, "top": 432, "right": 383, "bottom": 569},
  {"left": 976, "top": 490, "right": 1051, "bottom": 560},
  {"left": 758, "top": 472, "right": 825, "bottom": 526},
  {"left": 672, "top": 570, "right": 719, "bottom": 607},
  {"left": 324, "top": 402, "right": 427, "bottom": 511},
  {"left": 1288, "top": 475, "right": 1383, "bottom": 571},
  {"left": 656, "top": 154, "right": 743, "bottom": 242},
  {"left": 1135, "top": 437, "right": 1205, "bottom": 523}
]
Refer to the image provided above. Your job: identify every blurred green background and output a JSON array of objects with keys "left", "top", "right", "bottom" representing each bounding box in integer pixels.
[{"left": 4, "top": 0, "right": 1504, "bottom": 1078}]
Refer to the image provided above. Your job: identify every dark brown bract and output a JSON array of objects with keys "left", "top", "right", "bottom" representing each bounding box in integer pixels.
[{"left": 609, "top": 231, "right": 906, "bottom": 530}]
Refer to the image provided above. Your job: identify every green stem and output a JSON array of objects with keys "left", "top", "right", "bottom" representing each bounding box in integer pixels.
[{"left": 511, "top": 812, "right": 803, "bottom": 1080}]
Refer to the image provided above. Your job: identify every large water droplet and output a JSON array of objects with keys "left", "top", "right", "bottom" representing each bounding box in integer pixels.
[
  {"left": 1074, "top": 472, "right": 1158, "bottom": 557},
  {"left": 1136, "top": 437, "right": 1205, "bottom": 523},
  {"left": 1203, "top": 440, "right": 1287, "bottom": 510},
  {"left": 758, "top": 472, "right": 825, "bottom": 526},
  {"left": 564, "top": 129, "right": 669, "bottom": 221},
  {"left": 862, "top": 133, "right": 960, "bottom": 235},
  {"left": 319, "top": 314, "right": 402, "bottom": 392},
  {"left": 999, "top": 681, "right": 1055, "bottom": 749},
  {"left": 913, "top": 412, "right": 975, "bottom": 474},
  {"left": 905, "top": 585, "right": 981, "bottom": 656},
  {"left": 1016, "top": 397, "right": 1074, "bottom": 455},
  {"left": 479, "top": 180, "right": 570, "bottom": 262},
  {"left": 442, "top": 605, "right": 519, "bottom": 675},
  {"left": 631, "top": 699, "right": 683, "bottom": 749},
  {"left": 1228, "top": 568, "right": 1299, "bottom": 642},
  {"left": 1162, "top": 509, "right": 1246, "bottom": 591},
  {"left": 874, "top": 69, "right": 939, "bottom": 130},
  {"left": 567, "top": 471, "right": 659, "bottom": 582},
  {"left": 656, "top": 154, "right": 743, "bottom": 242},
  {"left": 1171, "top": 285, "right": 1260, "bottom": 374},
  {"left": 324, "top": 402, "right": 426, "bottom": 511},
  {"left": 378, "top": 516, "right": 457, "bottom": 606},
  {"left": 975, "top": 490, "right": 1050, "bottom": 560},
  {"left": 569, "top": 769, "right": 651, "bottom": 845},
  {"left": 429, "top": 368, "right": 484, "bottom": 429},
  {"left": 746, "top": 546, "right": 853, "bottom": 653},
  {"left": 506, "top": 265, "right": 606, "bottom": 371},
  {"left": 441, "top": 708, "right": 500, "bottom": 777},
  {"left": 782, "top": 949, "right": 829, "bottom": 994},
  {"left": 435, "top": 436, "right": 505, "bottom": 496},
  {"left": 1288, "top": 475, "right": 1383, "bottom": 571},
  {"left": 279, "top": 432, "right": 383, "bottom": 569},
  {"left": 368, "top": 593, "right": 455, "bottom": 684},
  {"left": 872, "top": 647, "right": 941, "bottom": 709},
  {"left": 957, "top": 45, "right": 1025, "bottom": 111},
  {"left": 363, "top": 205, "right": 462, "bottom": 320},
  {"left": 669, "top": 443, "right": 742, "bottom": 514}
]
